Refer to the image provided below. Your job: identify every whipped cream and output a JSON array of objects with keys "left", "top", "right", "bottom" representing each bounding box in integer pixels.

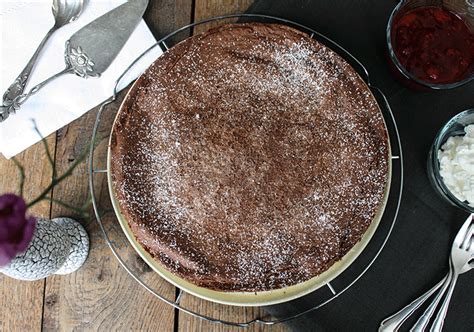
[{"left": 438, "top": 124, "right": 474, "bottom": 207}]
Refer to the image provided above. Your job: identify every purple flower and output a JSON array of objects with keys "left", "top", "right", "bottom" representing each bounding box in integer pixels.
[{"left": 0, "top": 194, "right": 36, "bottom": 267}]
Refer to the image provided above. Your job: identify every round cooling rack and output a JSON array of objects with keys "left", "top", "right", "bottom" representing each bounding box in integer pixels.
[{"left": 88, "top": 14, "right": 404, "bottom": 327}]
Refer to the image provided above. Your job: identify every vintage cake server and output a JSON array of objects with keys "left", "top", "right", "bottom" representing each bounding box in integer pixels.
[
  {"left": 0, "top": 0, "right": 149, "bottom": 122},
  {"left": 2, "top": 0, "right": 85, "bottom": 111}
]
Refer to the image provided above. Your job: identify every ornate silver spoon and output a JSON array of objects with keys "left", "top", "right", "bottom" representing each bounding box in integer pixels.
[
  {"left": 2, "top": 0, "right": 85, "bottom": 109},
  {"left": 0, "top": 0, "right": 148, "bottom": 122}
]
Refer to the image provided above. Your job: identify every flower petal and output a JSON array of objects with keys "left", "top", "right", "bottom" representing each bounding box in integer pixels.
[
  {"left": 15, "top": 216, "right": 36, "bottom": 253},
  {"left": 0, "top": 194, "right": 27, "bottom": 239},
  {"left": 0, "top": 194, "right": 37, "bottom": 266}
]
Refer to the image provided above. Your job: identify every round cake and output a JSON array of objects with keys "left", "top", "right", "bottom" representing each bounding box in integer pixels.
[{"left": 110, "top": 23, "right": 390, "bottom": 292}]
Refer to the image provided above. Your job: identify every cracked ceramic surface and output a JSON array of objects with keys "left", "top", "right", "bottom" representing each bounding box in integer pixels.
[
  {"left": 0, "top": 218, "right": 89, "bottom": 280},
  {"left": 54, "top": 217, "right": 89, "bottom": 274}
]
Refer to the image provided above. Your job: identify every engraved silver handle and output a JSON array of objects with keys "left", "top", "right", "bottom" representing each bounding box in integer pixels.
[
  {"left": 378, "top": 275, "right": 448, "bottom": 332},
  {"left": 430, "top": 273, "right": 459, "bottom": 332},
  {"left": 0, "top": 42, "right": 98, "bottom": 122},
  {"left": 2, "top": 27, "right": 56, "bottom": 107},
  {"left": 410, "top": 267, "right": 453, "bottom": 332},
  {"left": 0, "top": 67, "right": 73, "bottom": 122}
]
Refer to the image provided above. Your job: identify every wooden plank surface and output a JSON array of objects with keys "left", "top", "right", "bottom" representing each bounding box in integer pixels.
[
  {"left": 193, "top": 0, "right": 255, "bottom": 34},
  {"left": 145, "top": 0, "right": 194, "bottom": 45},
  {"left": 41, "top": 101, "right": 175, "bottom": 331},
  {"left": 178, "top": 293, "right": 288, "bottom": 332},
  {"left": 41, "top": 0, "right": 193, "bottom": 330},
  {"left": 1, "top": 1, "right": 291, "bottom": 331},
  {"left": 0, "top": 136, "right": 55, "bottom": 331},
  {"left": 178, "top": 1, "right": 289, "bottom": 331}
]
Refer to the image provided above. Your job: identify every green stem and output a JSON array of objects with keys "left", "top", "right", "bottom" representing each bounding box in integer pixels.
[
  {"left": 80, "top": 191, "right": 92, "bottom": 210},
  {"left": 33, "top": 122, "right": 56, "bottom": 178},
  {"left": 26, "top": 128, "right": 101, "bottom": 212},
  {"left": 27, "top": 148, "right": 87, "bottom": 209},
  {"left": 42, "top": 196, "right": 90, "bottom": 217},
  {"left": 11, "top": 157, "right": 25, "bottom": 197}
]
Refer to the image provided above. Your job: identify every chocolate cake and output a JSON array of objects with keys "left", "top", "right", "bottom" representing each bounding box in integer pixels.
[{"left": 110, "top": 23, "right": 390, "bottom": 292}]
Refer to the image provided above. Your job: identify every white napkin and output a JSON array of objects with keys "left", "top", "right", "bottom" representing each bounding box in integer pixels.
[{"left": 0, "top": 0, "right": 163, "bottom": 158}]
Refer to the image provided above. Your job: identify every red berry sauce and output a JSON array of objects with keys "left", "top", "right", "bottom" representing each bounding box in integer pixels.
[{"left": 391, "top": 6, "right": 474, "bottom": 84}]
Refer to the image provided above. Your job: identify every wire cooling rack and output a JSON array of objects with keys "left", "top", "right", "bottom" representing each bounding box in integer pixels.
[{"left": 87, "top": 14, "right": 404, "bottom": 327}]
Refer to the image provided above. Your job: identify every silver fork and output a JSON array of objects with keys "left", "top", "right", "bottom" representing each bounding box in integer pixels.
[
  {"left": 430, "top": 215, "right": 473, "bottom": 332},
  {"left": 409, "top": 262, "right": 470, "bottom": 332},
  {"left": 379, "top": 214, "right": 474, "bottom": 331}
]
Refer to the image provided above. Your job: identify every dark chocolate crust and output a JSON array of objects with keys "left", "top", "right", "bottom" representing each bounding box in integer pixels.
[{"left": 110, "top": 23, "right": 389, "bottom": 292}]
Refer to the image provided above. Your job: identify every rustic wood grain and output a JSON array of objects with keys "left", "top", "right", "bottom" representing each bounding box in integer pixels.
[
  {"left": 178, "top": 293, "right": 289, "bottom": 332},
  {"left": 193, "top": 0, "right": 254, "bottom": 34},
  {"left": 2, "top": 1, "right": 291, "bottom": 331},
  {"left": 42, "top": 1, "right": 195, "bottom": 330},
  {"left": 0, "top": 136, "right": 55, "bottom": 332},
  {"left": 176, "top": 1, "right": 288, "bottom": 331},
  {"left": 145, "top": 0, "right": 194, "bottom": 46},
  {"left": 42, "top": 96, "right": 176, "bottom": 331}
]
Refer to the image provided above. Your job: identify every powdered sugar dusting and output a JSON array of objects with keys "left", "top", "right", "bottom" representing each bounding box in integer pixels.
[{"left": 110, "top": 23, "right": 389, "bottom": 292}]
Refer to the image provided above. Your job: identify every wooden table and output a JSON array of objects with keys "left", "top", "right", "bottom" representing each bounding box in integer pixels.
[{"left": 0, "top": 1, "right": 289, "bottom": 330}]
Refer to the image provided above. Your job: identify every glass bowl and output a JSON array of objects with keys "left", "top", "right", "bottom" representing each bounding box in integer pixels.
[
  {"left": 427, "top": 109, "right": 474, "bottom": 213},
  {"left": 386, "top": 0, "right": 474, "bottom": 90}
]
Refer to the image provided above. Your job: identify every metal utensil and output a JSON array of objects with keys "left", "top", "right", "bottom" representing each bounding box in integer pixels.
[
  {"left": 409, "top": 260, "right": 454, "bottom": 332},
  {"left": 411, "top": 258, "right": 473, "bottom": 331},
  {"left": 378, "top": 263, "right": 473, "bottom": 332},
  {"left": 2, "top": 0, "right": 84, "bottom": 110},
  {"left": 430, "top": 214, "right": 473, "bottom": 332},
  {"left": 0, "top": 0, "right": 149, "bottom": 122},
  {"left": 379, "top": 214, "right": 474, "bottom": 331}
]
